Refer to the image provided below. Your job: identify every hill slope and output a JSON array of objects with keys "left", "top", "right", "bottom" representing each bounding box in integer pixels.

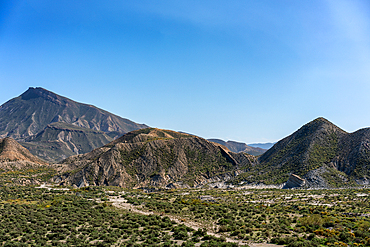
[
  {"left": 333, "top": 128, "right": 370, "bottom": 184},
  {"left": 0, "top": 87, "right": 148, "bottom": 140},
  {"left": 208, "top": 139, "right": 266, "bottom": 156},
  {"left": 0, "top": 137, "right": 47, "bottom": 165},
  {"left": 0, "top": 137, "right": 54, "bottom": 185},
  {"left": 54, "top": 128, "right": 256, "bottom": 188}
]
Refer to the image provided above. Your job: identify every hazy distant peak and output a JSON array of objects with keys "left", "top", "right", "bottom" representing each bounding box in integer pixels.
[
  {"left": 248, "top": 143, "right": 276, "bottom": 150},
  {"left": 208, "top": 138, "right": 266, "bottom": 156}
]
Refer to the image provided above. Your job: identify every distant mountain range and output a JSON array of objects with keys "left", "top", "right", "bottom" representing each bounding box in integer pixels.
[
  {"left": 208, "top": 139, "right": 266, "bottom": 156},
  {"left": 248, "top": 142, "right": 276, "bottom": 150},
  {"left": 0, "top": 87, "right": 148, "bottom": 162}
]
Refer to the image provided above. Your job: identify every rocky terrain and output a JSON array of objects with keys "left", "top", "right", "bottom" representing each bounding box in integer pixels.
[
  {"left": 0, "top": 87, "right": 147, "bottom": 162},
  {"left": 54, "top": 128, "right": 257, "bottom": 188},
  {"left": 333, "top": 127, "right": 370, "bottom": 184},
  {"left": 208, "top": 139, "right": 266, "bottom": 156},
  {"left": 282, "top": 174, "right": 305, "bottom": 189}
]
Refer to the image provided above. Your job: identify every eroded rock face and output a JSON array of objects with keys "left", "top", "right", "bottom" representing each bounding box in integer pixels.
[
  {"left": 0, "top": 138, "right": 51, "bottom": 185},
  {"left": 303, "top": 166, "right": 329, "bottom": 188},
  {"left": 283, "top": 174, "right": 305, "bottom": 189},
  {"left": 0, "top": 137, "right": 47, "bottom": 165},
  {"left": 21, "top": 122, "right": 114, "bottom": 163}
]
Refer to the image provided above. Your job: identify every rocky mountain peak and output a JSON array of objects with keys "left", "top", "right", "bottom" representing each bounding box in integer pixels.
[
  {"left": 20, "top": 87, "right": 69, "bottom": 106},
  {"left": 228, "top": 117, "right": 370, "bottom": 188},
  {"left": 296, "top": 117, "right": 346, "bottom": 137}
]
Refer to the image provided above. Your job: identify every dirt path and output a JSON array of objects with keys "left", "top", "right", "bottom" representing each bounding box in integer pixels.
[
  {"left": 108, "top": 196, "right": 283, "bottom": 246},
  {"left": 34, "top": 186, "right": 281, "bottom": 246},
  {"left": 108, "top": 197, "right": 248, "bottom": 245}
]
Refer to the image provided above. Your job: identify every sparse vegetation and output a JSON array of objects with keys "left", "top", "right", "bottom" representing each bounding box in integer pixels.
[
  {"left": 120, "top": 187, "right": 370, "bottom": 246},
  {"left": 0, "top": 186, "right": 238, "bottom": 246},
  {"left": 0, "top": 165, "right": 57, "bottom": 186},
  {"left": 308, "top": 132, "right": 339, "bottom": 169}
]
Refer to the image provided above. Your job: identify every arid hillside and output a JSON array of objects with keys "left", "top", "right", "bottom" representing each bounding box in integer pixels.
[{"left": 55, "top": 128, "right": 256, "bottom": 188}]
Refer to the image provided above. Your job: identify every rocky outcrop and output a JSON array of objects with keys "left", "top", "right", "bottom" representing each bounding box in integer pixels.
[
  {"left": 54, "top": 128, "right": 256, "bottom": 188},
  {"left": 303, "top": 166, "right": 329, "bottom": 188},
  {"left": 283, "top": 174, "right": 305, "bottom": 189}
]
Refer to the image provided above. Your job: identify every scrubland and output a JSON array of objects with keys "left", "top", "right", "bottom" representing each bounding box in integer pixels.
[{"left": 1, "top": 186, "right": 369, "bottom": 246}]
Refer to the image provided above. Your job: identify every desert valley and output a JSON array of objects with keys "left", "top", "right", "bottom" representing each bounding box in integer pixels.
[{"left": 0, "top": 88, "right": 369, "bottom": 246}]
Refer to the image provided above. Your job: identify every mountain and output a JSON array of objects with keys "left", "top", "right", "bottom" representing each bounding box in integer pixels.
[
  {"left": 0, "top": 87, "right": 148, "bottom": 141},
  {"left": 0, "top": 87, "right": 148, "bottom": 162},
  {"left": 20, "top": 122, "right": 114, "bottom": 163},
  {"left": 248, "top": 142, "right": 276, "bottom": 150},
  {"left": 231, "top": 117, "right": 370, "bottom": 187},
  {"left": 208, "top": 139, "right": 266, "bottom": 156},
  {"left": 54, "top": 128, "right": 256, "bottom": 188}
]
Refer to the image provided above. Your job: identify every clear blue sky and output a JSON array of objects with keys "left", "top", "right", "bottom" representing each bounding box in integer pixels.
[{"left": 1, "top": 0, "right": 370, "bottom": 143}]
